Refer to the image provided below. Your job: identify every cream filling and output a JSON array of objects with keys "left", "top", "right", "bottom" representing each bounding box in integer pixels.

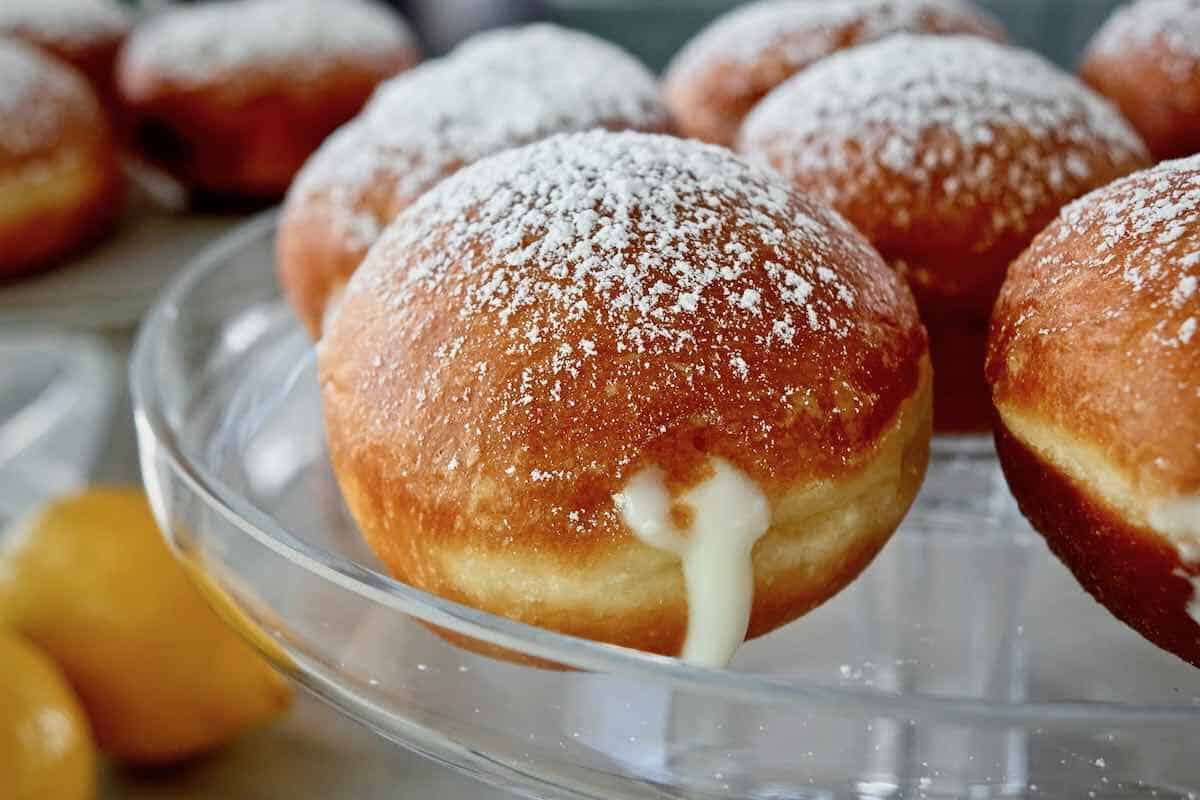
[
  {"left": 1186, "top": 574, "right": 1200, "bottom": 627},
  {"left": 1149, "top": 496, "right": 1200, "bottom": 564},
  {"left": 613, "top": 457, "right": 770, "bottom": 668},
  {"left": 1153, "top": 497, "right": 1200, "bottom": 625}
]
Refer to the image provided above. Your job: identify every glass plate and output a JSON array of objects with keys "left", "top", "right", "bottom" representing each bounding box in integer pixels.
[{"left": 132, "top": 214, "right": 1200, "bottom": 800}]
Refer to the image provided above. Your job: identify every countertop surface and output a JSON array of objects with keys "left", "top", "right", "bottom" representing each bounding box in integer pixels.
[{"left": 102, "top": 693, "right": 515, "bottom": 800}]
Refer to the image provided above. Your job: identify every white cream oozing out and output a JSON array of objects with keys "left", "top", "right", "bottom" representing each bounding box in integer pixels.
[
  {"left": 1187, "top": 575, "right": 1200, "bottom": 628},
  {"left": 613, "top": 457, "right": 770, "bottom": 668},
  {"left": 1151, "top": 496, "right": 1200, "bottom": 625}
]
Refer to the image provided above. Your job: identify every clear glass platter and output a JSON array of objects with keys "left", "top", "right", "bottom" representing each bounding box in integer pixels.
[{"left": 132, "top": 214, "right": 1200, "bottom": 800}]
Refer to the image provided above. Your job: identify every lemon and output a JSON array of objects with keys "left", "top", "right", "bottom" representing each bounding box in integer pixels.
[
  {"left": 0, "top": 487, "right": 291, "bottom": 765},
  {"left": 0, "top": 629, "right": 94, "bottom": 800}
]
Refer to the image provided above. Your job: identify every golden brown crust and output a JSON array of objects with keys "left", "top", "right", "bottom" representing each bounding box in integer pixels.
[
  {"left": 739, "top": 36, "right": 1150, "bottom": 319},
  {"left": 121, "top": 66, "right": 408, "bottom": 199},
  {"left": 989, "top": 155, "right": 1200, "bottom": 668},
  {"left": 334, "top": 358, "right": 931, "bottom": 658},
  {"left": 738, "top": 34, "right": 1149, "bottom": 431},
  {"left": 278, "top": 160, "right": 430, "bottom": 336},
  {"left": 663, "top": 0, "right": 1004, "bottom": 147},
  {"left": 432, "top": 362, "right": 928, "bottom": 666},
  {"left": 116, "top": 0, "right": 420, "bottom": 198},
  {"left": 277, "top": 206, "right": 356, "bottom": 338},
  {"left": 995, "top": 420, "right": 1200, "bottom": 669},
  {"left": 321, "top": 131, "right": 931, "bottom": 656},
  {"left": 988, "top": 157, "right": 1200, "bottom": 498},
  {"left": 278, "top": 25, "right": 673, "bottom": 337},
  {"left": 1081, "top": 0, "right": 1200, "bottom": 161},
  {"left": 279, "top": 117, "right": 675, "bottom": 339},
  {"left": 0, "top": 40, "right": 121, "bottom": 278}
]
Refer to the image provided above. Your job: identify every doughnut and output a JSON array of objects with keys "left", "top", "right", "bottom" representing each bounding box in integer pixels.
[
  {"left": 739, "top": 34, "right": 1150, "bottom": 431},
  {"left": 988, "top": 156, "right": 1200, "bottom": 668},
  {"left": 663, "top": 0, "right": 1005, "bottom": 148},
  {"left": 1082, "top": 0, "right": 1200, "bottom": 161},
  {"left": 116, "top": 0, "right": 420, "bottom": 199},
  {"left": 319, "top": 131, "right": 932, "bottom": 666},
  {"left": 278, "top": 24, "right": 671, "bottom": 338},
  {"left": 0, "top": 0, "right": 131, "bottom": 112},
  {"left": 0, "top": 38, "right": 122, "bottom": 280}
]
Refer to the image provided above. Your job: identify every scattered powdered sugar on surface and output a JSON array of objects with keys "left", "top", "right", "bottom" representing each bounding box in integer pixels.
[
  {"left": 1067, "top": 157, "right": 1200, "bottom": 334},
  {"left": 0, "top": 38, "right": 92, "bottom": 154},
  {"left": 1089, "top": 0, "right": 1200, "bottom": 79},
  {"left": 291, "top": 24, "right": 668, "bottom": 250},
  {"left": 740, "top": 34, "right": 1148, "bottom": 242},
  {"left": 667, "top": 0, "right": 998, "bottom": 77},
  {"left": 336, "top": 132, "right": 908, "bottom": 491},
  {"left": 123, "top": 0, "right": 415, "bottom": 86},
  {"left": 1019, "top": 154, "right": 1200, "bottom": 388},
  {"left": 0, "top": 0, "right": 131, "bottom": 44}
]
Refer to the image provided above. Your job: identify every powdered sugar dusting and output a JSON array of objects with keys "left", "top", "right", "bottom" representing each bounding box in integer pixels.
[
  {"left": 332, "top": 132, "right": 918, "bottom": 489},
  {"left": 667, "top": 0, "right": 1000, "bottom": 78},
  {"left": 1089, "top": 0, "right": 1200, "bottom": 79},
  {"left": 1025, "top": 155, "right": 1200, "bottom": 373},
  {"left": 740, "top": 34, "right": 1148, "bottom": 244},
  {"left": 122, "top": 0, "right": 416, "bottom": 86},
  {"left": 359, "top": 131, "right": 866, "bottom": 360},
  {"left": 0, "top": 38, "right": 95, "bottom": 155},
  {"left": 290, "top": 24, "right": 668, "bottom": 251},
  {"left": 1174, "top": 274, "right": 1199, "bottom": 305},
  {"left": 1180, "top": 317, "right": 1197, "bottom": 344},
  {"left": 0, "top": 0, "right": 131, "bottom": 45}
]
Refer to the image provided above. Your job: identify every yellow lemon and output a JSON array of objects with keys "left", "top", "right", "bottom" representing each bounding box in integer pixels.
[
  {"left": 0, "top": 629, "right": 94, "bottom": 800},
  {"left": 0, "top": 487, "right": 291, "bottom": 765}
]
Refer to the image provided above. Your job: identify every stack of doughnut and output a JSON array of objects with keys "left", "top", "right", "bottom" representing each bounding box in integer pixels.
[
  {"left": 0, "top": 0, "right": 131, "bottom": 113},
  {"left": 1083, "top": 0, "right": 1200, "bottom": 161},
  {"left": 319, "top": 131, "right": 933, "bottom": 666},
  {"left": 278, "top": 24, "right": 671, "bottom": 336},
  {"left": 738, "top": 34, "right": 1150, "bottom": 430},
  {"left": 989, "top": 156, "right": 1200, "bottom": 669},
  {"left": 0, "top": 38, "right": 121, "bottom": 279},
  {"left": 663, "top": 0, "right": 1005, "bottom": 147},
  {"left": 117, "top": 0, "right": 420, "bottom": 199}
]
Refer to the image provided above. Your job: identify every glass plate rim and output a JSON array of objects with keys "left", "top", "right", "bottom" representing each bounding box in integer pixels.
[{"left": 129, "top": 211, "right": 1200, "bottom": 727}]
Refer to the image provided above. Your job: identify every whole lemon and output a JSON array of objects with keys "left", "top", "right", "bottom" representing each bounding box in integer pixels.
[
  {"left": 0, "top": 630, "right": 94, "bottom": 800},
  {"left": 0, "top": 487, "right": 291, "bottom": 765}
]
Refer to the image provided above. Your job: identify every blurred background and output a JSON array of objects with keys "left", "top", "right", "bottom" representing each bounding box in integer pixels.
[
  {"left": 551, "top": 0, "right": 1124, "bottom": 68},
  {"left": 348, "top": 0, "right": 1125, "bottom": 66},
  {"left": 130, "top": 0, "right": 1127, "bottom": 66}
]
